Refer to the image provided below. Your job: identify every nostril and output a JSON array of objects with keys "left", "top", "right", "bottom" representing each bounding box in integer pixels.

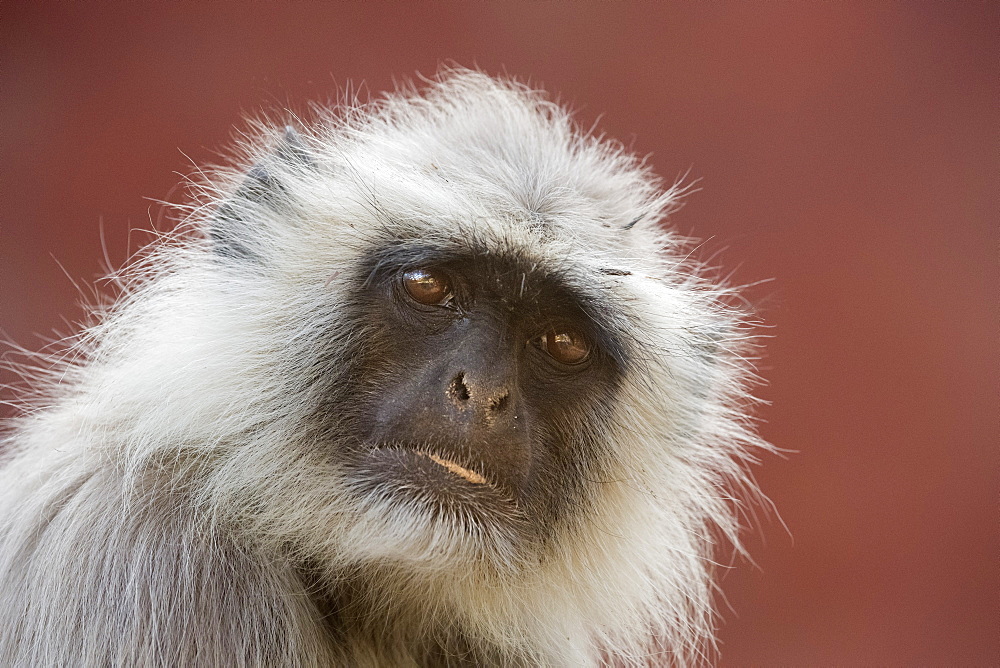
[
  {"left": 449, "top": 373, "right": 470, "bottom": 401},
  {"left": 489, "top": 392, "right": 509, "bottom": 413}
]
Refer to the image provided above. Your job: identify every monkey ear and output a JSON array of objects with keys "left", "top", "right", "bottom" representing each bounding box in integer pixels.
[
  {"left": 273, "top": 125, "right": 314, "bottom": 168},
  {"left": 210, "top": 126, "right": 314, "bottom": 262}
]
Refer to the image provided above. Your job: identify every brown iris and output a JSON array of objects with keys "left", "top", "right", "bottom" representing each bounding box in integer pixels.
[
  {"left": 538, "top": 329, "right": 590, "bottom": 365},
  {"left": 402, "top": 268, "right": 453, "bottom": 306}
]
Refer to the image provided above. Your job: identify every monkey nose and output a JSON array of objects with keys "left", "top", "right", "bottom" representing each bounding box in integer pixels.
[{"left": 447, "top": 372, "right": 512, "bottom": 415}]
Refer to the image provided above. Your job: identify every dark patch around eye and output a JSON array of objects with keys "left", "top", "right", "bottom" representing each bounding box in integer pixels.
[{"left": 355, "top": 240, "right": 632, "bottom": 372}]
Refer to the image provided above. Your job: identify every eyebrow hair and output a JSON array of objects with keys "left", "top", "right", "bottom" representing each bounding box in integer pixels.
[{"left": 356, "top": 240, "right": 633, "bottom": 373}]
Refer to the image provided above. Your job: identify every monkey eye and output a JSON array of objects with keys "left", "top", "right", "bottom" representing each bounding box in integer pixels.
[
  {"left": 536, "top": 329, "right": 591, "bottom": 365},
  {"left": 402, "top": 268, "right": 454, "bottom": 307}
]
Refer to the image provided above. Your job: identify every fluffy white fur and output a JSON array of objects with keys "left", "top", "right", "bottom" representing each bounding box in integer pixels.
[{"left": 0, "top": 70, "right": 769, "bottom": 666}]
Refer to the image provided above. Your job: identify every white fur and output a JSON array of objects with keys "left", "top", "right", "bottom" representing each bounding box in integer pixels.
[{"left": 0, "top": 70, "right": 770, "bottom": 666}]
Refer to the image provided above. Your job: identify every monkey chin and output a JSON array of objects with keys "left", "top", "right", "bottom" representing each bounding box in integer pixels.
[{"left": 343, "top": 445, "right": 530, "bottom": 572}]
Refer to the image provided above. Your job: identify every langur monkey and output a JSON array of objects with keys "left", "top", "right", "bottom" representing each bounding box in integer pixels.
[{"left": 0, "top": 70, "right": 770, "bottom": 667}]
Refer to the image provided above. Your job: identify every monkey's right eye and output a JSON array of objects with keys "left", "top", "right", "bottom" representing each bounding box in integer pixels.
[{"left": 402, "top": 268, "right": 454, "bottom": 306}]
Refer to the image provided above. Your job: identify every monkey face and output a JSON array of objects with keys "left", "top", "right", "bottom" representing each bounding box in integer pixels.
[{"left": 326, "top": 244, "right": 628, "bottom": 556}]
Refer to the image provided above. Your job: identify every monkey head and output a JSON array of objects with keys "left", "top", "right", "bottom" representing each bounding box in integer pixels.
[{"left": 0, "top": 70, "right": 769, "bottom": 666}]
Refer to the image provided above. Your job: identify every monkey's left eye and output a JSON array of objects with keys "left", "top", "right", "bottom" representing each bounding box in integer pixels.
[{"left": 402, "top": 268, "right": 454, "bottom": 306}]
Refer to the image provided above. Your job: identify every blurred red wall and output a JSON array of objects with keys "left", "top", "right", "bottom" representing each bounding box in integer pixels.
[{"left": 1, "top": 2, "right": 996, "bottom": 665}]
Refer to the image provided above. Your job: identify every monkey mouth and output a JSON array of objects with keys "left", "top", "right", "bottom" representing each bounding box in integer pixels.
[{"left": 352, "top": 445, "right": 515, "bottom": 514}]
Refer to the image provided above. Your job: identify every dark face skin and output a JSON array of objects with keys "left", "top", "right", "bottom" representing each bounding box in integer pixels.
[{"left": 328, "top": 244, "right": 626, "bottom": 544}]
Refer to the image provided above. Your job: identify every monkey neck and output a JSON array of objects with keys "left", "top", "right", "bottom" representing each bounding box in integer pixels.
[{"left": 300, "top": 562, "right": 534, "bottom": 666}]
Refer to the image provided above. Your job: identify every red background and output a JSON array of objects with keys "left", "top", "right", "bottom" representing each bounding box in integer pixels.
[{"left": 1, "top": 3, "right": 996, "bottom": 665}]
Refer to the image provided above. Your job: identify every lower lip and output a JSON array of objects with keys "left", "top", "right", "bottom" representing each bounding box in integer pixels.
[{"left": 416, "top": 451, "right": 487, "bottom": 484}]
